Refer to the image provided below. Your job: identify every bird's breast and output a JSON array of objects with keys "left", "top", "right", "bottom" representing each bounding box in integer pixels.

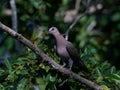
[{"left": 57, "top": 46, "right": 70, "bottom": 59}]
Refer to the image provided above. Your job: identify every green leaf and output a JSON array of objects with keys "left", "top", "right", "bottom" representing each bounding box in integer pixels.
[
  {"left": 81, "top": 54, "right": 89, "bottom": 61},
  {"left": 105, "top": 74, "right": 120, "bottom": 84},
  {"left": 0, "top": 84, "right": 4, "bottom": 90},
  {"left": 110, "top": 66, "right": 116, "bottom": 73},
  {"left": 6, "top": 72, "right": 15, "bottom": 82},
  {"left": 96, "top": 68, "right": 102, "bottom": 77},
  {"left": 4, "top": 58, "right": 12, "bottom": 71},
  {"left": 101, "top": 61, "right": 110, "bottom": 70},
  {"left": 62, "top": 0, "right": 69, "bottom": 5},
  {"left": 112, "top": 13, "right": 120, "bottom": 21},
  {"left": 45, "top": 66, "right": 50, "bottom": 72},
  {"left": 96, "top": 76, "right": 103, "bottom": 83},
  {"left": 20, "top": 14, "right": 30, "bottom": 21},
  {"left": 32, "top": 1, "right": 42, "bottom": 9},
  {"left": 91, "top": 58, "right": 97, "bottom": 65},
  {"left": 101, "top": 85, "right": 110, "bottom": 90},
  {"left": 49, "top": 75, "right": 56, "bottom": 82},
  {"left": 0, "top": 69, "right": 4, "bottom": 74},
  {"left": 36, "top": 77, "right": 47, "bottom": 90},
  {"left": 17, "top": 78, "right": 27, "bottom": 90}
]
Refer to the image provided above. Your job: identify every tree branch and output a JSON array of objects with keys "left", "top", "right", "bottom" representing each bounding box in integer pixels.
[
  {"left": 75, "top": 0, "right": 81, "bottom": 12},
  {"left": 0, "top": 22, "right": 103, "bottom": 90},
  {"left": 10, "top": 0, "right": 17, "bottom": 32},
  {"left": 10, "top": 0, "right": 22, "bottom": 54},
  {"left": 65, "top": 0, "right": 91, "bottom": 40}
]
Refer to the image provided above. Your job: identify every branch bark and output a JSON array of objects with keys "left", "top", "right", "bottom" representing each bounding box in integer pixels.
[{"left": 0, "top": 22, "right": 103, "bottom": 90}]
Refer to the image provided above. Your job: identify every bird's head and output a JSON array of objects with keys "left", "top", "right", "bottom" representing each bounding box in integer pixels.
[{"left": 48, "top": 27, "right": 60, "bottom": 36}]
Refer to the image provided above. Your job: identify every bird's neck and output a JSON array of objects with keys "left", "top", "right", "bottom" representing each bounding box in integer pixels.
[{"left": 54, "top": 34, "right": 66, "bottom": 47}]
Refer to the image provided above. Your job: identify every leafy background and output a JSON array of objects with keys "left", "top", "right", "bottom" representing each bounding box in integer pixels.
[{"left": 0, "top": 0, "right": 120, "bottom": 90}]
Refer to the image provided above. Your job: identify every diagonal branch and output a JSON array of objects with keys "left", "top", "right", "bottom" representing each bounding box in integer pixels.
[
  {"left": 65, "top": 0, "right": 91, "bottom": 40},
  {"left": 0, "top": 22, "right": 103, "bottom": 90},
  {"left": 65, "top": 11, "right": 87, "bottom": 40}
]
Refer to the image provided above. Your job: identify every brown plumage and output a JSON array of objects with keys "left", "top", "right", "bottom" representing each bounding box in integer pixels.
[{"left": 48, "top": 27, "right": 88, "bottom": 72}]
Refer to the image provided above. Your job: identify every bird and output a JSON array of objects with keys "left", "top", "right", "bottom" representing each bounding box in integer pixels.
[{"left": 48, "top": 27, "right": 88, "bottom": 72}]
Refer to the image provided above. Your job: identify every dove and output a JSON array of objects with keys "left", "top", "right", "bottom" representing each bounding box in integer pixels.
[{"left": 48, "top": 27, "right": 88, "bottom": 72}]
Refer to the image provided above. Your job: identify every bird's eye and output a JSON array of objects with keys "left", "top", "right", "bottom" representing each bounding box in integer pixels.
[{"left": 49, "top": 27, "right": 54, "bottom": 31}]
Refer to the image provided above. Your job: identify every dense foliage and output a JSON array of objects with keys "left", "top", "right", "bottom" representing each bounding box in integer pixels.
[{"left": 0, "top": 0, "right": 120, "bottom": 90}]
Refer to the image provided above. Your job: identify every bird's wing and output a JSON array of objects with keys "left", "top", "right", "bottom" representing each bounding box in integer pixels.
[
  {"left": 66, "top": 42, "right": 81, "bottom": 61},
  {"left": 66, "top": 41, "right": 88, "bottom": 71}
]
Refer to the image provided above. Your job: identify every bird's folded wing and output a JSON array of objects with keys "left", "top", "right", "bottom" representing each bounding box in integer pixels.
[
  {"left": 66, "top": 42, "right": 80, "bottom": 60},
  {"left": 66, "top": 42, "right": 88, "bottom": 72}
]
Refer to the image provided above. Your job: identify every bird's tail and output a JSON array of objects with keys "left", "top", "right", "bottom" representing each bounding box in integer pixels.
[{"left": 79, "top": 60, "right": 89, "bottom": 73}]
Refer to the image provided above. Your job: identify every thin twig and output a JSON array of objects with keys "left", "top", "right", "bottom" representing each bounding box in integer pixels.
[
  {"left": 65, "top": 11, "right": 87, "bottom": 40},
  {"left": 10, "top": 0, "right": 17, "bottom": 32},
  {"left": 0, "top": 22, "right": 103, "bottom": 90},
  {"left": 65, "top": 0, "right": 91, "bottom": 40},
  {"left": 10, "top": 0, "right": 22, "bottom": 54},
  {"left": 75, "top": 0, "right": 81, "bottom": 11}
]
